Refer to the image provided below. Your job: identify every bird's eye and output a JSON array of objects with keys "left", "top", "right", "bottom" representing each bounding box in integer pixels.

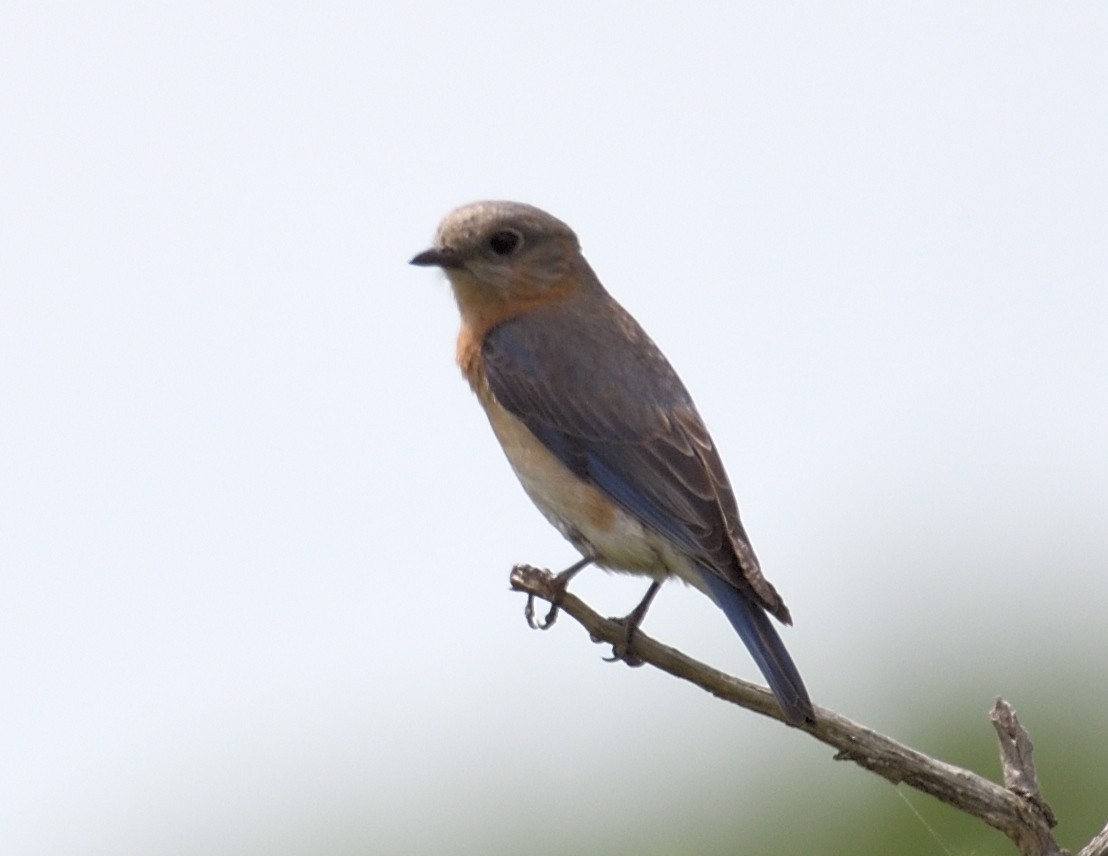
[{"left": 488, "top": 230, "right": 522, "bottom": 256}]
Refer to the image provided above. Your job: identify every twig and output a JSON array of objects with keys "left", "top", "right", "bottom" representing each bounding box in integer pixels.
[
  {"left": 510, "top": 564, "right": 1081, "bottom": 856},
  {"left": 1075, "top": 822, "right": 1108, "bottom": 856},
  {"left": 990, "top": 699, "right": 1057, "bottom": 827}
]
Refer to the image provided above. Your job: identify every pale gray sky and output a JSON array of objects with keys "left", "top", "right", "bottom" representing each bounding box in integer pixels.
[{"left": 3, "top": 4, "right": 1107, "bottom": 854}]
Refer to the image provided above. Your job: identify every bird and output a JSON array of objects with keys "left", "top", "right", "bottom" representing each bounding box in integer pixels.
[{"left": 410, "top": 201, "right": 815, "bottom": 726}]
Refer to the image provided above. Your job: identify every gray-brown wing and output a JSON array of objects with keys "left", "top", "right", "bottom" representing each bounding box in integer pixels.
[{"left": 481, "top": 298, "right": 789, "bottom": 621}]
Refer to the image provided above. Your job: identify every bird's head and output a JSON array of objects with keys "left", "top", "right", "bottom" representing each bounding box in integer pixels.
[{"left": 411, "top": 201, "right": 592, "bottom": 310}]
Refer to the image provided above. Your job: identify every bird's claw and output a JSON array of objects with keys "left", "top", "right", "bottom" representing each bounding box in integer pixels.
[
  {"left": 524, "top": 592, "right": 561, "bottom": 630},
  {"left": 600, "top": 617, "right": 645, "bottom": 667},
  {"left": 519, "top": 558, "right": 591, "bottom": 632}
]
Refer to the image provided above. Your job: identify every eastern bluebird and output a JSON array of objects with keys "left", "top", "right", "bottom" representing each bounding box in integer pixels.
[{"left": 411, "top": 201, "right": 815, "bottom": 726}]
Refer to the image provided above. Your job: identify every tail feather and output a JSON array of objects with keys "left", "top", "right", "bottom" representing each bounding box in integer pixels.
[{"left": 697, "top": 567, "right": 815, "bottom": 726}]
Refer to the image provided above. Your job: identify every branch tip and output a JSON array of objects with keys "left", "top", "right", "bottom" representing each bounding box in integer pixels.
[{"left": 989, "top": 698, "right": 1058, "bottom": 828}]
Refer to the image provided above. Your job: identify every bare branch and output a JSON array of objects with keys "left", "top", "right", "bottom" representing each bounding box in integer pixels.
[{"left": 510, "top": 563, "right": 1081, "bottom": 856}]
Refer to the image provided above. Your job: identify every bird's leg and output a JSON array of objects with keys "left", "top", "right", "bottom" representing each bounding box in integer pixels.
[
  {"left": 603, "top": 579, "right": 663, "bottom": 667},
  {"left": 524, "top": 557, "right": 592, "bottom": 630}
]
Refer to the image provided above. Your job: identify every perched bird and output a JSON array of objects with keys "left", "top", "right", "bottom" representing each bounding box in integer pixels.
[{"left": 411, "top": 201, "right": 815, "bottom": 725}]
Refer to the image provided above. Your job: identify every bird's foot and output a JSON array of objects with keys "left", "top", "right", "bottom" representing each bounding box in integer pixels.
[
  {"left": 520, "top": 557, "right": 591, "bottom": 630},
  {"left": 599, "top": 579, "right": 662, "bottom": 668},
  {"left": 602, "top": 617, "right": 646, "bottom": 667}
]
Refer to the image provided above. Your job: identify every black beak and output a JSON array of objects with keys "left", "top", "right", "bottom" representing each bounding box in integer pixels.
[{"left": 409, "top": 247, "right": 463, "bottom": 269}]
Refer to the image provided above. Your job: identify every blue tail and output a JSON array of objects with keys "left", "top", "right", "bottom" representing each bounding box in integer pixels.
[{"left": 697, "top": 567, "right": 815, "bottom": 725}]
